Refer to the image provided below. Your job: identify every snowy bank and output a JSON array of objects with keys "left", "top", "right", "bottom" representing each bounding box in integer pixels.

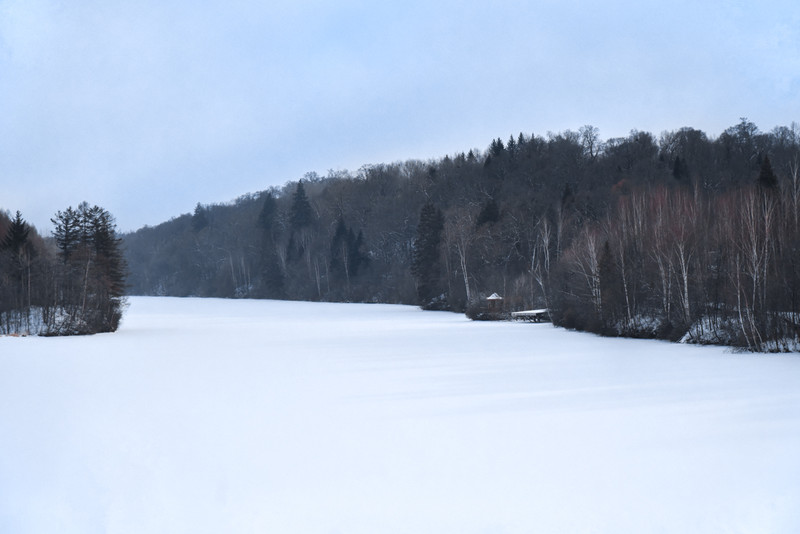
[{"left": 1, "top": 297, "right": 799, "bottom": 533}]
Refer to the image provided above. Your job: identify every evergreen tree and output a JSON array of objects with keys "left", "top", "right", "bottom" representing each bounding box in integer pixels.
[
  {"left": 0, "top": 210, "right": 32, "bottom": 317},
  {"left": 412, "top": 203, "right": 446, "bottom": 309},
  {"left": 290, "top": 181, "right": 314, "bottom": 230},
  {"left": 598, "top": 240, "right": 618, "bottom": 331},
  {"left": 672, "top": 156, "right": 688, "bottom": 181},
  {"left": 348, "top": 229, "right": 367, "bottom": 277},
  {"left": 490, "top": 138, "right": 505, "bottom": 157},
  {"left": 507, "top": 135, "right": 517, "bottom": 158},
  {"left": 476, "top": 199, "right": 500, "bottom": 226},
  {"left": 331, "top": 218, "right": 369, "bottom": 286},
  {"left": 191, "top": 203, "right": 209, "bottom": 232},
  {"left": 87, "top": 205, "right": 128, "bottom": 302},
  {"left": 260, "top": 250, "right": 285, "bottom": 298},
  {"left": 1, "top": 211, "right": 29, "bottom": 255},
  {"left": 330, "top": 216, "right": 350, "bottom": 278},
  {"left": 51, "top": 206, "right": 80, "bottom": 262},
  {"left": 257, "top": 191, "right": 284, "bottom": 298},
  {"left": 758, "top": 155, "right": 778, "bottom": 189},
  {"left": 257, "top": 192, "right": 278, "bottom": 231}
]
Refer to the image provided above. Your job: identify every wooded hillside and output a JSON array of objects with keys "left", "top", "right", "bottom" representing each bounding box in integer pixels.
[{"left": 123, "top": 119, "right": 800, "bottom": 350}]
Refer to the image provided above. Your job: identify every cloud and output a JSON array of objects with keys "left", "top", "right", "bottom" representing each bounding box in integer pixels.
[{"left": 1, "top": 0, "right": 798, "bottom": 231}]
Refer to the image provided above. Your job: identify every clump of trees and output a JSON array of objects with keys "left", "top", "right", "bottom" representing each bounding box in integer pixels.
[
  {"left": 555, "top": 181, "right": 800, "bottom": 351},
  {"left": 123, "top": 119, "right": 800, "bottom": 350},
  {"left": 0, "top": 203, "right": 127, "bottom": 336}
]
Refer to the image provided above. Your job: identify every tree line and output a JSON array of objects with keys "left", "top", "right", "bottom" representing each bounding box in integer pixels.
[
  {"left": 123, "top": 119, "right": 800, "bottom": 350},
  {"left": 0, "top": 203, "right": 127, "bottom": 335}
]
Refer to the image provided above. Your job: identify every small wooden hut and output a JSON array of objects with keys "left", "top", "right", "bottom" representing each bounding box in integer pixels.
[{"left": 486, "top": 293, "right": 503, "bottom": 312}]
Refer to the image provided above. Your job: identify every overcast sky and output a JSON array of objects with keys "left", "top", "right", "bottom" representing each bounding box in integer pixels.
[{"left": 1, "top": 0, "right": 799, "bottom": 232}]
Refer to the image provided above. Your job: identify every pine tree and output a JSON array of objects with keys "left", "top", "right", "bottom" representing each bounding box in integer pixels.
[
  {"left": 672, "top": 156, "right": 688, "bottom": 181},
  {"left": 1, "top": 211, "right": 29, "bottom": 255},
  {"left": 598, "top": 240, "right": 618, "bottom": 331},
  {"left": 261, "top": 249, "right": 285, "bottom": 299},
  {"left": 330, "top": 216, "right": 350, "bottom": 279},
  {"left": 348, "top": 229, "right": 367, "bottom": 277},
  {"left": 290, "top": 181, "right": 314, "bottom": 230},
  {"left": 490, "top": 138, "right": 505, "bottom": 157},
  {"left": 257, "top": 191, "right": 284, "bottom": 298},
  {"left": 476, "top": 198, "right": 500, "bottom": 226},
  {"left": 758, "top": 155, "right": 778, "bottom": 189},
  {"left": 412, "top": 203, "right": 446, "bottom": 309},
  {"left": 51, "top": 206, "right": 80, "bottom": 262},
  {"left": 331, "top": 218, "right": 369, "bottom": 288},
  {"left": 507, "top": 135, "right": 517, "bottom": 158},
  {"left": 1, "top": 211, "right": 32, "bottom": 316},
  {"left": 87, "top": 206, "right": 127, "bottom": 301},
  {"left": 257, "top": 192, "right": 277, "bottom": 231},
  {"left": 191, "top": 203, "right": 209, "bottom": 232}
]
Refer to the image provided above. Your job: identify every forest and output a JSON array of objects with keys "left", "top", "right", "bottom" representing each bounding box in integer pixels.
[
  {"left": 0, "top": 203, "right": 127, "bottom": 335},
  {"left": 123, "top": 119, "right": 800, "bottom": 351}
]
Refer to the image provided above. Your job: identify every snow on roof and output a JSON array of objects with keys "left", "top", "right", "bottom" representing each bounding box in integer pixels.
[{"left": 486, "top": 293, "right": 503, "bottom": 300}]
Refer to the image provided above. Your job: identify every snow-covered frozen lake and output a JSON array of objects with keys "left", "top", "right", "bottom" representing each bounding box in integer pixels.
[{"left": 1, "top": 297, "right": 799, "bottom": 533}]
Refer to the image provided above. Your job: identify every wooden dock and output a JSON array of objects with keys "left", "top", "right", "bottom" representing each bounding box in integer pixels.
[{"left": 510, "top": 309, "right": 549, "bottom": 322}]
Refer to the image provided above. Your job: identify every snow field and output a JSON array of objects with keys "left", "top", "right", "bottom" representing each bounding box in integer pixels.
[{"left": 1, "top": 297, "right": 799, "bottom": 533}]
